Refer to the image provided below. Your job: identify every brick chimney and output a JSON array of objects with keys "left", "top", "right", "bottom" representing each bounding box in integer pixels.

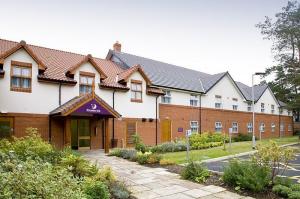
[{"left": 113, "top": 41, "right": 121, "bottom": 52}]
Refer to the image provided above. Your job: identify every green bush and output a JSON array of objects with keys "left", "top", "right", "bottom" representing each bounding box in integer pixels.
[
  {"left": 150, "top": 141, "right": 186, "bottom": 153},
  {"left": 110, "top": 181, "right": 130, "bottom": 199},
  {"left": 181, "top": 161, "right": 210, "bottom": 183},
  {"left": 60, "top": 153, "right": 98, "bottom": 177},
  {"left": 223, "top": 159, "right": 271, "bottom": 192},
  {"left": 288, "top": 191, "right": 300, "bottom": 199},
  {"left": 272, "top": 184, "right": 292, "bottom": 197},
  {"left": 190, "top": 141, "right": 223, "bottom": 150},
  {"left": 132, "top": 134, "right": 147, "bottom": 153},
  {"left": 120, "top": 149, "right": 137, "bottom": 161},
  {"left": 274, "top": 176, "right": 293, "bottom": 187},
  {"left": 108, "top": 148, "right": 123, "bottom": 157},
  {"left": 291, "top": 184, "right": 300, "bottom": 192},
  {"left": 83, "top": 179, "right": 110, "bottom": 199},
  {"left": 94, "top": 166, "right": 116, "bottom": 184},
  {"left": 232, "top": 133, "right": 253, "bottom": 142}
]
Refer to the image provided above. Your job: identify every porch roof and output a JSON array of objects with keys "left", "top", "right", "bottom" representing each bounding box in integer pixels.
[{"left": 50, "top": 93, "right": 121, "bottom": 118}]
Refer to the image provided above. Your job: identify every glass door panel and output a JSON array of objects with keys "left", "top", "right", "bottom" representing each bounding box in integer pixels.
[
  {"left": 71, "top": 119, "right": 78, "bottom": 150},
  {"left": 78, "top": 119, "right": 90, "bottom": 150},
  {"left": 0, "top": 117, "right": 13, "bottom": 138}
]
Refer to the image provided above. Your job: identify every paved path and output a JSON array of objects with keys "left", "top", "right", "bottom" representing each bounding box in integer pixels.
[{"left": 83, "top": 150, "right": 253, "bottom": 199}]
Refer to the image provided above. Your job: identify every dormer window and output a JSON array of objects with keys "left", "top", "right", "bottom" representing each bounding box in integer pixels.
[
  {"left": 162, "top": 90, "right": 171, "bottom": 104},
  {"left": 130, "top": 80, "right": 142, "bottom": 103},
  {"left": 215, "top": 95, "right": 222, "bottom": 109},
  {"left": 79, "top": 72, "right": 95, "bottom": 95},
  {"left": 190, "top": 94, "right": 198, "bottom": 107},
  {"left": 10, "top": 61, "right": 32, "bottom": 93},
  {"left": 271, "top": 104, "right": 275, "bottom": 114}
]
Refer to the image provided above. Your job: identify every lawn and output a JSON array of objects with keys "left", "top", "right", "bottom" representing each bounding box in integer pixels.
[{"left": 161, "top": 136, "right": 299, "bottom": 164}]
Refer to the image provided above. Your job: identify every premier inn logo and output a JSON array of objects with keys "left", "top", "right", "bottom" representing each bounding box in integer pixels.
[{"left": 86, "top": 103, "right": 101, "bottom": 113}]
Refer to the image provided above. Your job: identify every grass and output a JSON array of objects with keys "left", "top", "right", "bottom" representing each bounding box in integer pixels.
[{"left": 161, "top": 136, "right": 299, "bottom": 164}]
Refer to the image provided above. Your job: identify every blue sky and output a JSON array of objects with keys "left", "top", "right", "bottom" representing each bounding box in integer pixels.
[{"left": 0, "top": 0, "right": 289, "bottom": 85}]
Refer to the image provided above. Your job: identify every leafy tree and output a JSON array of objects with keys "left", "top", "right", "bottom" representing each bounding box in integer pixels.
[{"left": 256, "top": 1, "right": 300, "bottom": 121}]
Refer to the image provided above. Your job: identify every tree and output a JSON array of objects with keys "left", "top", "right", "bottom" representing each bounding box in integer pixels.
[{"left": 256, "top": 1, "right": 300, "bottom": 121}]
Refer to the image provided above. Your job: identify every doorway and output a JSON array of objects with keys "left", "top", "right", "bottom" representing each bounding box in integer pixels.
[
  {"left": 71, "top": 119, "right": 91, "bottom": 150},
  {"left": 0, "top": 117, "right": 13, "bottom": 138},
  {"left": 161, "top": 119, "right": 171, "bottom": 143}
]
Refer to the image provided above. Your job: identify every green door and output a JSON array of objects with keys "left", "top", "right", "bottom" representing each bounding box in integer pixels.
[{"left": 71, "top": 119, "right": 91, "bottom": 150}]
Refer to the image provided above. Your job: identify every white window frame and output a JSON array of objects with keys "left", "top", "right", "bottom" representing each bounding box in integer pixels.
[
  {"left": 247, "top": 122, "right": 253, "bottom": 133},
  {"left": 162, "top": 90, "right": 171, "bottom": 104},
  {"left": 288, "top": 124, "right": 292, "bottom": 132},
  {"left": 215, "top": 102, "right": 222, "bottom": 109},
  {"left": 232, "top": 122, "right": 238, "bottom": 133},
  {"left": 215, "top": 122, "right": 222, "bottom": 132},
  {"left": 261, "top": 103, "right": 265, "bottom": 113},
  {"left": 271, "top": 104, "right": 275, "bottom": 114},
  {"left": 271, "top": 123, "right": 276, "bottom": 133},
  {"left": 190, "top": 94, "right": 198, "bottom": 107},
  {"left": 260, "top": 123, "right": 265, "bottom": 132},
  {"left": 190, "top": 121, "right": 199, "bottom": 133},
  {"left": 232, "top": 105, "right": 238, "bottom": 111},
  {"left": 280, "top": 123, "right": 284, "bottom": 132},
  {"left": 247, "top": 102, "right": 252, "bottom": 112}
]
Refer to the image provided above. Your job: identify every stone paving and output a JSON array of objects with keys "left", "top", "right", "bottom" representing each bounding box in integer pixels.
[{"left": 83, "top": 150, "right": 254, "bottom": 199}]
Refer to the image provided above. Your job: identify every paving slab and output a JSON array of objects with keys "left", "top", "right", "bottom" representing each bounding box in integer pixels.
[{"left": 83, "top": 150, "right": 247, "bottom": 199}]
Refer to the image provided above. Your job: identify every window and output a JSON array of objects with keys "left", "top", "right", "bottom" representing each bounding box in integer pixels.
[
  {"left": 130, "top": 80, "right": 142, "bottom": 102},
  {"left": 190, "top": 94, "right": 198, "bottom": 107},
  {"left": 215, "top": 95, "right": 222, "bottom": 109},
  {"left": 162, "top": 90, "right": 171, "bottom": 104},
  {"left": 232, "top": 122, "right": 238, "bottom": 133},
  {"left": 288, "top": 124, "right": 292, "bottom": 132},
  {"left": 190, "top": 121, "right": 199, "bottom": 133},
  {"left": 247, "top": 102, "right": 252, "bottom": 112},
  {"left": 232, "top": 98, "right": 238, "bottom": 102},
  {"left": 271, "top": 123, "right": 276, "bottom": 133},
  {"left": 79, "top": 73, "right": 94, "bottom": 95},
  {"left": 271, "top": 105, "right": 275, "bottom": 114},
  {"left": 10, "top": 61, "right": 32, "bottom": 92},
  {"left": 280, "top": 123, "right": 284, "bottom": 132},
  {"left": 279, "top": 108, "right": 283, "bottom": 114},
  {"left": 247, "top": 122, "right": 253, "bottom": 133},
  {"left": 215, "top": 122, "right": 222, "bottom": 132},
  {"left": 260, "top": 123, "right": 265, "bottom": 132},
  {"left": 261, "top": 103, "right": 265, "bottom": 113},
  {"left": 288, "top": 111, "right": 291, "bottom": 116},
  {"left": 215, "top": 103, "right": 222, "bottom": 109},
  {"left": 232, "top": 105, "right": 238, "bottom": 111}
]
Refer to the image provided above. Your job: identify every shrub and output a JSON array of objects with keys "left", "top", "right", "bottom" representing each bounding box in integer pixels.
[
  {"left": 60, "top": 153, "right": 98, "bottom": 177},
  {"left": 181, "top": 161, "right": 210, "bottom": 183},
  {"left": 83, "top": 179, "right": 110, "bottom": 199},
  {"left": 150, "top": 141, "right": 186, "bottom": 153},
  {"left": 232, "top": 133, "right": 253, "bottom": 142},
  {"left": 120, "top": 149, "right": 137, "bottom": 161},
  {"left": 147, "top": 153, "right": 162, "bottom": 164},
  {"left": 108, "top": 148, "right": 123, "bottom": 157},
  {"left": 159, "top": 159, "right": 175, "bottom": 165},
  {"left": 288, "top": 191, "right": 300, "bottom": 199},
  {"left": 291, "top": 184, "right": 300, "bottom": 192},
  {"left": 136, "top": 152, "right": 151, "bottom": 164},
  {"left": 132, "top": 134, "right": 147, "bottom": 153},
  {"left": 223, "top": 159, "right": 271, "bottom": 192},
  {"left": 254, "top": 141, "right": 295, "bottom": 183},
  {"left": 272, "top": 184, "right": 292, "bottom": 197},
  {"left": 94, "top": 166, "right": 116, "bottom": 184},
  {"left": 109, "top": 181, "right": 130, "bottom": 199},
  {"left": 274, "top": 176, "right": 293, "bottom": 187}
]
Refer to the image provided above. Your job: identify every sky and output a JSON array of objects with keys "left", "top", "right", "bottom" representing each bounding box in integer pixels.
[{"left": 0, "top": 0, "right": 290, "bottom": 85}]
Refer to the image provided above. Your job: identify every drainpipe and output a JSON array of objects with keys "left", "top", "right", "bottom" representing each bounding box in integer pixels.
[
  {"left": 199, "top": 94, "right": 202, "bottom": 134},
  {"left": 112, "top": 90, "right": 116, "bottom": 144},
  {"left": 59, "top": 82, "right": 62, "bottom": 106},
  {"left": 156, "top": 95, "right": 159, "bottom": 145},
  {"left": 49, "top": 115, "right": 52, "bottom": 143}
]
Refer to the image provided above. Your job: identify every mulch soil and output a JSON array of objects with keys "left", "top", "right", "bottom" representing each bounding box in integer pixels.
[{"left": 145, "top": 163, "right": 282, "bottom": 199}]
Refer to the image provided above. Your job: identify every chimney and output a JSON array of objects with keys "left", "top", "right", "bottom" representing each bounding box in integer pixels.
[{"left": 113, "top": 41, "right": 121, "bottom": 52}]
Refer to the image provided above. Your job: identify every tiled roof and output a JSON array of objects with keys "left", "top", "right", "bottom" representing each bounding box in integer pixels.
[
  {"left": 0, "top": 39, "right": 125, "bottom": 88},
  {"left": 235, "top": 81, "right": 268, "bottom": 101},
  {"left": 108, "top": 50, "right": 228, "bottom": 93},
  {"left": 146, "top": 87, "right": 165, "bottom": 95},
  {"left": 50, "top": 93, "right": 121, "bottom": 117},
  {"left": 117, "top": 64, "right": 151, "bottom": 83}
]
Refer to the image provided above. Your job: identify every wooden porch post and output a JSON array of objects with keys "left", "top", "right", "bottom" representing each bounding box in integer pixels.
[{"left": 104, "top": 118, "right": 110, "bottom": 153}]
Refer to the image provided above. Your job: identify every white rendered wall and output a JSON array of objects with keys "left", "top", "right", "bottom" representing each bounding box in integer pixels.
[
  {"left": 201, "top": 75, "right": 247, "bottom": 111},
  {"left": 0, "top": 49, "right": 58, "bottom": 114},
  {"left": 254, "top": 87, "right": 279, "bottom": 115}
]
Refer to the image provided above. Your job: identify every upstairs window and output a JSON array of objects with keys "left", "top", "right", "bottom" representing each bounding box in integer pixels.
[
  {"left": 215, "top": 121, "right": 222, "bottom": 132},
  {"left": 260, "top": 123, "right": 265, "bottom": 132},
  {"left": 79, "top": 72, "right": 94, "bottom": 95},
  {"left": 279, "top": 108, "right": 283, "bottom": 114},
  {"left": 271, "top": 123, "right": 275, "bottom": 133},
  {"left": 247, "top": 102, "right": 252, "bottom": 112},
  {"left": 215, "top": 95, "right": 222, "bottom": 109},
  {"left": 288, "top": 111, "right": 291, "bottom": 116},
  {"left": 232, "top": 105, "right": 238, "bottom": 111},
  {"left": 261, "top": 103, "right": 265, "bottom": 113},
  {"left": 232, "top": 98, "right": 238, "bottom": 110},
  {"left": 11, "top": 61, "right": 32, "bottom": 93},
  {"left": 162, "top": 90, "right": 171, "bottom": 104},
  {"left": 247, "top": 122, "right": 253, "bottom": 133},
  {"left": 232, "top": 122, "right": 238, "bottom": 133},
  {"left": 190, "top": 94, "right": 198, "bottom": 107},
  {"left": 271, "top": 104, "right": 275, "bottom": 114},
  {"left": 190, "top": 121, "right": 199, "bottom": 133},
  {"left": 130, "top": 80, "right": 142, "bottom": 102}
]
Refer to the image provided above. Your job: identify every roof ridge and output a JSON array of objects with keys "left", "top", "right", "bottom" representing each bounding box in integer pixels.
[{"left": 113, "top": 50, "right": 212, "bottom": 76}]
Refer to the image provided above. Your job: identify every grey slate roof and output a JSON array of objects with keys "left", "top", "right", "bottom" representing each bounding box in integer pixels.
[{"left": 108, "top": 50, "right": 271, "bottom": 100}]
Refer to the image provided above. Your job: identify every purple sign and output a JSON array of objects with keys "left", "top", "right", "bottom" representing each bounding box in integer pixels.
[
  {"left": 178, "top": 127, "right": 183, "bottom": 133},
  {"left": 74, "top": 99, "right": 112, "bottom": 115}
]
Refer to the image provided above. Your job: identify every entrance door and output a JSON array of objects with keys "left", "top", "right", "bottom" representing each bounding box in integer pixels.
[
  {"left": 0, "top": 117, "right": 13, "bottom": 138},
  {"left": 71, "top": 119, "right": 91, "bottom": 150},
  {"left": 161, "top": 119, "right": 171, "bottom": 143}
]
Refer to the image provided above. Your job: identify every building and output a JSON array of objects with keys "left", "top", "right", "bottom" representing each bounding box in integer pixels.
[{"left": 0, "top": 39, "right": 293, "bottom": 152}]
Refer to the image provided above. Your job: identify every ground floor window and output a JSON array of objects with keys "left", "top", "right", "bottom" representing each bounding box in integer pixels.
[
  {"left": 271, "top": 123, "right": 276, "bottom": 133},
  {"left": 232, "top": 122, "right": 238, "bottom": 133},
  {"left": 190, "top": 121, "right": 199, "bottom": 133},
  {"left": 126, "top": 122, "right": 136, "bottom": 146},
  {"left": 215, "top": 122, "right": 222, "bottom": 132},
  {"left": 280, "top": 123, "right": 284, "bottom": 132},
  {"left": 260, "top": 123, "right": 265, "bottom": 132},
  {"left": 247, "top": 122, "right": 253, "bottom": 133},
  {"left": 288, "top": 124, "right": 292, "bottom": 132}
]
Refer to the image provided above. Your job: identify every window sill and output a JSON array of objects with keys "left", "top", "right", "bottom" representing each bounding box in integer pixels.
[
  {"left": 131, "top": 99, "right": 143, "bottom": 103},
  {"left": 10, "top": 87, "right": 31, "bottom": 93}
]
